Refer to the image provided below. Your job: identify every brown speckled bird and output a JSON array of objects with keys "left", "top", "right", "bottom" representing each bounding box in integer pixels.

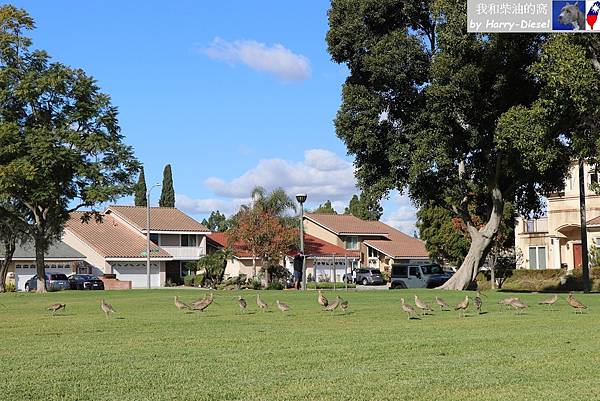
[
  {"left": 318, "top": 290, "right": 328, "bottom": 308},
  {"left": 174, "top": 296, "right": 190, "bottom": 310},
  {"left": 400, "top": 298, "right": 416, "bottom": 320},
  {"left": 47, "top": 303, "right": 66, "bottom": 315},
  {"left": 257, "top": 294, "right": 268, "bottom": 311},
  {"left": 538, "top": 294, "right": 558, "bottom": 309},
  {"left": 509, "top": 298, "right": 528, "bottom": 315},
  {"left": 455, "top": 295, "right": 469, "bottom": 317},
  {"left": 193, "top": 293, "right": 214, "bottom": 312},
  {"left": 101, "top": 299, "right": 116, "bottom": 319},
  {"left": 340, "top": 299, "right": 349, "bottom": 313},
  {"left": 567, "top": 292, "right": 587, "bottom": 314},
  {"left": 276, "top": 300, "right": 290, "bottom": 312},
  {"left": 324, "top": 296, "right": 340, "bottom": 312},
  {"left": 238, "top": 296, "right": 247, "bottom": 312},
  {"left": 435, "top": 296, "right": 449, "bottom": 311},
  {"left": 414, "top": 295, "right": 432, "bottom": 315},
  {"left": 475, "top": 291, "right": 483, "bottom": 314},
  {"left": 498, "top": 297, "right": 518, "bottom": 311}
]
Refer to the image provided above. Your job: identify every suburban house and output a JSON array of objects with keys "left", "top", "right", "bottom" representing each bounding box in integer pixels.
[
  {"left": 303, "top": 213, "right": 430, "bottom": 273},
  {"left": 64, "top": 206, "right": 210, "bottom": 287},
  {"left": 0, "top": 241, "right": 86, "bottom": 291},
  {"left": 207, "top": 231, "right": 359, "bottom": 282},
  {"left": 515, "top": 163, "right": 600, "bottom": 270}
]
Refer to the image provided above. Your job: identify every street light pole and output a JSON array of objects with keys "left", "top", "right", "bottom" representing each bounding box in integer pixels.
[
  {"left": 295, "top": 194, "right": 307, "bottom": 290},
  {"left": 147, "top": 183, "right": 161, "bottom": 289}
]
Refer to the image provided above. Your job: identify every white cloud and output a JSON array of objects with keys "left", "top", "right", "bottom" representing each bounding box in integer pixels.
[
  {"left": 204, "top": 149, "right": 357, "bottom": 202},
  {"left": 203, "top": 37, "right": 311, "bottom": 82},
  {"left": 176, "top": 194, "right": 246, "bottom": 216},
  {"left": 382, "top": 192, "right": 418, "bottom": 236}
]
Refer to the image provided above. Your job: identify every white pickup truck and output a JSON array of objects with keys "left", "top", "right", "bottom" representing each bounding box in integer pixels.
[{"left": 388, "top": 263, "right": 452, "bottom": 289}]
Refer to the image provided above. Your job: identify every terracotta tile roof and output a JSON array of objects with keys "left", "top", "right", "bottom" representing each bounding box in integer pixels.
[
  {"left": 304, "top": 213, "right": 390, "bottom": 236},
  {"left": 588, "top": 216, "right": 600, "bottom": 225},
  {"left": 364, "top": 222, "right": 428, "bottom": 258},
  {"left": 207, "top": 232, "right": 359, "bottom": 258},
  {"left": 0, "top": 241, "right": 85, "bottom": 260},
  {"left": 66, "top": 212, "right": 171, "bottom": 259},
  {"left": 106, "top": 206, "right": 210, "bottom": 233}
]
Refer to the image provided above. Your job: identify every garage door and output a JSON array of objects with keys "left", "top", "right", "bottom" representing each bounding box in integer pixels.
[
  {"left": 15, "top": 264, "right": 73, "bottom": 291},
  {"left": 112, "top": 263, "right": 160, "bottom": 288}
]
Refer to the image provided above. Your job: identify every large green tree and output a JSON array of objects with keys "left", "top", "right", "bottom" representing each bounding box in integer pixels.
[
  {"left": 0, "top": 6, "right": 139, "bottom": 292},
  {"left": 313, "top": 200, "right": 337, "bottom": 214},
  {"left": 134, "top": 166, "right": 147, "bottom": 207},
  {"left": 416, "top": 206, "right": 469, "bottom": 266},
  {"left": 159, "top": 164, "right": 175, "bottom": 207},
  {"left": 326, "top": 0, "right": 600, "bottom": 289},
  {"left": 202, "top": 210, "right": 229, "bottom": 232},
  {"left": 344, "top": 193, "right": 382, "bottom": 221},
  {"left": 0, "top": 202, "right": 27, "bottom": 292}
]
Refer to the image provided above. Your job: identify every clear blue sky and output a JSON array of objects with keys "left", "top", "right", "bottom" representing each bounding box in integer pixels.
[{"left": 11, "top": 0, "right": 417, "bottom": 234}]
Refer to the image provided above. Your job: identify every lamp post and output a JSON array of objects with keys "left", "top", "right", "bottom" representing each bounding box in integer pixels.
[
  {"left": 147, "top": 183, "right": 161, "bottom": 289},
  {"left": 295, "top": 193, "right": 307, "bottom": 290}
]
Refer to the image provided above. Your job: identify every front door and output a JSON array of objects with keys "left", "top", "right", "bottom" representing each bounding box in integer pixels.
[
  {"left": 573, "top": 244, "right": 583, "bottom": 269},
  {"left": 166, "top": 261, "right": 181, "bottom": 285}
]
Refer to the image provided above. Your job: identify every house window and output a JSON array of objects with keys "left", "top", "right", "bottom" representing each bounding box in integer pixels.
[
  {"left": 149, "top": 233, "right": 159, "bottom": 245},
  {"left": 368, "top": 247, "right": 379, "bottom": 258},
  {"left": 16, "top": 264, "right": 21, "bottom": 269},
  {"left": 345, "top": 236, "right": 359, "bottom": 250},
  {"left": 181, "top": 234, "right": 197, "bottom": 247},
  {"left": 528, "top": 246, "right": 547, "bottom": 269}
]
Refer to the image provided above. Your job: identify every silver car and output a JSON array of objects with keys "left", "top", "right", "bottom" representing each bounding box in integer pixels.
[{"left": 25, "top": 273, "right": 70, "bottom": 291}]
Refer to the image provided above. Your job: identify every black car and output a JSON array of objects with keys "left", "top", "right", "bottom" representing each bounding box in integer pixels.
[
  {"left": 68, "top": 274, "right": 105, "bottom": 290},
  {"left": 25, "top": 274, "right": 70, "bottom": 291}
]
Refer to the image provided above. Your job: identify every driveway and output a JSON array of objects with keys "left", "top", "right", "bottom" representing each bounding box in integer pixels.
[{"left": 355, "top": 284, "right": 389, "bottom": 291}]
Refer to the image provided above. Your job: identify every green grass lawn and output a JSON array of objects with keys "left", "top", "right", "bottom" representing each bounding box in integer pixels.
[{"left": 1, "top": 289, "right": 600, "bottom": 401}]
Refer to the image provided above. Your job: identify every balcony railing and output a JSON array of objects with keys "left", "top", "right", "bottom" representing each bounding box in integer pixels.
[
  {"left": 161, "top": 246, "right": 206, "bottom": 259},
  {"left": 523, "top": 218, "right": 548, "bottom": 234}
]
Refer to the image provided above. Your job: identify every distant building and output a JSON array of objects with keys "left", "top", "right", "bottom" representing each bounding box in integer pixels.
[{"left": 515, "top": 163, "right": 600, "bottom": 270}]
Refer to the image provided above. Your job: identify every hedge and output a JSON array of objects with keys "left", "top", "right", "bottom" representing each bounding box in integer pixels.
[
  {"left": 476, "top": 268, "right": 600, "bottom": 292},
  {"left": 307, "top": 282, "right": 356, "bottom": 290}
]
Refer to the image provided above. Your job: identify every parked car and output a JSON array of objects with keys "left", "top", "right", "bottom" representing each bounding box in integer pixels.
[
  {"left": 24, "top": 273, "right": 70, "bottom": 291},
  {"left": 388, "top": 263, "right": 452, "bottom": 289},
  {"left": 68, "top": 274, "right": 105, "bottom": 290},
  {"left": 354, "top": 268, "right": 385, "bottom": 286}
]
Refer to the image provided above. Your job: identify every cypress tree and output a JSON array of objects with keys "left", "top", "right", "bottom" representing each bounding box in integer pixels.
[
  {"left": 159, "top": 164, "right": 175, "bottom": 207},
  {"left": 134, "top": 167, "right": 147, "bottom": 206}
]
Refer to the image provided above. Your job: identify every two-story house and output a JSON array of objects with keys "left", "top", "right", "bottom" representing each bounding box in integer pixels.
[
  {"left": 303, "top": 213, "right": 429, "bottom": 273},
  {"left": 515, "top": 163, "right": 600, "bottom": 270},
  {"left": 64, "top": 206, "right": 210, "bottom": 287}
]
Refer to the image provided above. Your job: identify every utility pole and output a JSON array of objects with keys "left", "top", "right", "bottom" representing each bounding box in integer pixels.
[{"left": 578, "top": 159, "right": 591, "bottom": 293}]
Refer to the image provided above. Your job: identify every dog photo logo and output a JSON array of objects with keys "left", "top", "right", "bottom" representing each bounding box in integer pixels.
[
  {"left": 586, "top": 1, "right": 600, "bottom": 29},
  {"left": 553, "top": 1, "right": 586, "bottom": 30}
]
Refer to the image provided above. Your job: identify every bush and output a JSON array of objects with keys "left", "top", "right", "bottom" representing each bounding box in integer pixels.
[
  {"left": 266, "top": 281, "right": 284, "bottom": 290},
  {"left": 194, "top": 274, "right": 205, "bottom": 287},
  {"left": 183, "top": 274, "right": 195, "bottom": 287},
  {"left": 307, "top": 282, "right": 356, "bottom": 290},
  {"left": 3, "top": 282, "right": 16, "bottom": 292},
  {"left": 249, "top": 278, "right": 262, "bottom": 290},
  {"left": 476, "top": 268, "right": 600, "bottom": 292}
]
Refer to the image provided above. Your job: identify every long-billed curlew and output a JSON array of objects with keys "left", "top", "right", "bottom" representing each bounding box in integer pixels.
[
  {"left": 318, "top": 290, "right": 328, "bottom": 308},
  {"left": 400, "top": 298, "right": 416, "bottom": 320},
  {"left": 238, "top": 296, "right": 247, "bottom": 312},
  {"left": 276, "top": 300, "right": 290, "bottom": 312},
  {"left": 435, "top": 296, "right": 449, "bottom": 311},
  {"left": 174, "top": 296, "right": 190, "bottom": 310},
  {"left": 47, "top": 303, "right": 66, "bottom": 315},
  {"left": 414, "top": 295, "right": 432, "bottom": 315},
  {"left": 193, "top": 293, "right": 214, "bottom": 312},
  {"left": 257, "top": 294, "right": 268, "bottom": 311},
  {"left": 455, "top": 295, "right": 469, "bottom": 317},
  {"left": 340, "top": 299, "right": 349, "bottom": 313},
  {"left": 475, "top": 291, "right": 483, "bottom": 314},
  {"left": 498, "top": 297, "right": 518, "bottom": 311},
  {"left": 538, "top": 294, "right": 558, "bottom": 310},
  {"left": 324, "top": 296, "right": 341, "bottom": 312},
  {"left": 101, "top": 299, "right": 116, "bottom": 319},
  {"left": 509, "top": 298, "right": 528, "bottom": 315},
  {"left": 567, "top": 292, "right": 587, "bottom": 314}
]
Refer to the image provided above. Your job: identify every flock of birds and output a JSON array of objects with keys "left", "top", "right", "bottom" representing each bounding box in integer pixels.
[
  {"left": 399, "top": 291, "right": 588, "bottom": 319},
  {"left": 45, "top": 291, "right": 588, "bottom": 319}
]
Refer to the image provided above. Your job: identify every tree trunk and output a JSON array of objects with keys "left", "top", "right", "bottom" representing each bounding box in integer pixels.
[
  {"left": 438, "top": 187, "right": 504, "bottom": 290},
  {"left": 0, "top": 240, "right": 15, "bottom": 293},
  {"left": 34, "top": 234, "right": 47, "bottom": 293}
]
